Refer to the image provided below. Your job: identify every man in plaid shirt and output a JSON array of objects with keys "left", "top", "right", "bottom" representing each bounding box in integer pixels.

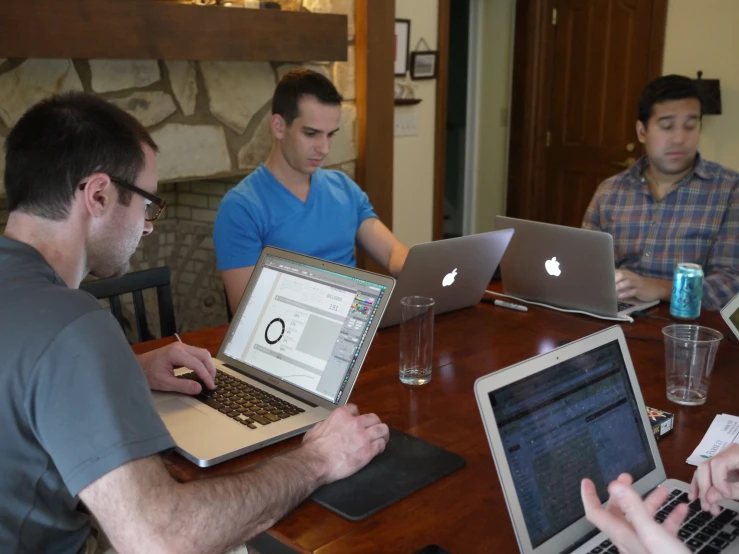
[{"left": 583, "top": 75, "right": 739, "bottom": 311}]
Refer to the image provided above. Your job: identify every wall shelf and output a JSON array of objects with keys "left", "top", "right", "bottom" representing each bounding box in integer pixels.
[
  {"left": 0, "top": 0, "right": 348, "bottom": 62},
  {"left": 394, "top": 98, "right": 422, "bottom": 106}
]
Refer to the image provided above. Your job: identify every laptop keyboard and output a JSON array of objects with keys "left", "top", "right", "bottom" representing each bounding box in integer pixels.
[
  {"left": 617, "top": 301, "right": 634, "bottom": 312},
  {"left": 586, "top": 489, "right": 739, "bottom": 554},
  {"left": 178, "top": 370, "right": 305, "bottom": 429}
]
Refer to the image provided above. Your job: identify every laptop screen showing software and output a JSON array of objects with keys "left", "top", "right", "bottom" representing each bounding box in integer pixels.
[
  {"left": 487, "top": 340, "right": 656, "bottom": 548},
  {"left": 223, "top": 254, "right": 387, "bottom": 404}
]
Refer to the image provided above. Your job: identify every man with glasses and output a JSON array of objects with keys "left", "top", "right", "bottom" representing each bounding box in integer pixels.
[
  {"left": 0, "top": 92, "right": 388, "bottom": 553},
  {"left": 82, "top": 176, "right": 167, "bottom": 223}
]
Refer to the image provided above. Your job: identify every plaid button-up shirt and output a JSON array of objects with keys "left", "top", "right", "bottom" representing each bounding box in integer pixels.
[{"left": 582, "top": 154, "right": 739, "bottom": 311}]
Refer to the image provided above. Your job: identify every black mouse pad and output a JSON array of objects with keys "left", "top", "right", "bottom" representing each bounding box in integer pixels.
[{"left": 310, "top": 428, "right": 466, "bottom": 520}]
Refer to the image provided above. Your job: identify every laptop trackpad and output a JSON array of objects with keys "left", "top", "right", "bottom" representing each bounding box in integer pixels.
[{"left": 156, "top": 396, "right": 212, "bottom": 419}]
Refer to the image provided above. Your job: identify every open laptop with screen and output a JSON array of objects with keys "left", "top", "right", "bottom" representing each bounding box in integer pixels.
[
  {"left": 720, "top": 291, "right": 739, "bottom": 340},
  {"left": 152, "top": 247, "right": 395, "bottom": 467},
  {"left": 474, "top": 326, "right": 739, "bottom": 554},
  {"left": 379, "top": 229, "right": 514, "bottom": 328},
  {"left": 494, "top": 216, "right": 658, "bottom": 318}
]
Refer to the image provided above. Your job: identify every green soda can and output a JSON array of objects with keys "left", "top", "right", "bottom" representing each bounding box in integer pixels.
[{"left": 670, "top": 263, "right": 704, "bottom": 320}]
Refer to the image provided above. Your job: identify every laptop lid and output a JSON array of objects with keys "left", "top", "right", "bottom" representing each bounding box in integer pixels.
[
  {"left": 380, "top": 229, "right": 514, "bottom": 327},
  {"left": 474, "top": 326, "right": 666, "bottom": 554},
  {"left": 218, "top": 247, "right": 396, "bottom": 410},
  {"left": 494, "top": 216, "right": 626, "bottom": 317},
  {"left": 720, "top": 291, "right": 739, "bottom": 341}
]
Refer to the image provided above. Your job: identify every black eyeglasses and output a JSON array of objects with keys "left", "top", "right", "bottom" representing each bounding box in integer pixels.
[{"left": 79, "top": 176, "right": 166, "bottom": 222}]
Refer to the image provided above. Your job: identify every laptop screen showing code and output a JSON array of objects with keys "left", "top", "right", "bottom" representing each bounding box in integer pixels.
[{"left": 488, "top": 340, "right": 655, "bottom": 548}]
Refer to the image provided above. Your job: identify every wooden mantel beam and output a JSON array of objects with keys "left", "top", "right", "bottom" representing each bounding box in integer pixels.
[{"left": 0, "top": 0, "right": 348, "bottom": 62}]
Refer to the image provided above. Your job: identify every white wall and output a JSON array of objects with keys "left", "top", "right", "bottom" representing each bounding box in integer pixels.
[
  {"left": 392, "top": 0, "right": 516, "bottom": 242},
  {"left": 393, "top": 0, "right": 438, "bottom": 246},
  {"left": 663, "top": 0, "right": 739, "bottom": 171},
  {"left": 473, "top": 0, "right": 515, "bottom": 233}
]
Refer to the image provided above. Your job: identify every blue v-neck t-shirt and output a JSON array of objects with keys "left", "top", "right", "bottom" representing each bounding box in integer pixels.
[{"left": 214, "top": 164, "right": 378, "bottom": 270}]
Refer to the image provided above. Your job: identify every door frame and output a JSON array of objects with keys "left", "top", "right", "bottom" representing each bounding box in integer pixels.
[
  {"left": 462, "top": 0, "right": 483, "bottom": 236},
  {"left": 505, "top": 0, "right": 668, "bottom": 222},
  {"left": 433, "top": 0, "right": 450, "bottom": 240},
  {"left": 432, "top": 0, "right": 484, "bottom": 239},
  {"left": 355, "top": 0, "right": 394, "bottom": 271}
]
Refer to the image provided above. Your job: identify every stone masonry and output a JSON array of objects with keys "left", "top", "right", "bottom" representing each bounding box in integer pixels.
[{"left": 0, "top": 0, "right": 356, "bottom": 337}]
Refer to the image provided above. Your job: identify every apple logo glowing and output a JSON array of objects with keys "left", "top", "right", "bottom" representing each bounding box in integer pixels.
[
  {"left": 442, "top": 268, "right": 458, "bottom": 287},
  {"left": 545, "top": 257, "right": 561, "bottom": 277}
]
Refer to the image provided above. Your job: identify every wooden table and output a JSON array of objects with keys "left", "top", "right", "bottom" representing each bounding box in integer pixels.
[{"left": 134, "top": 294, "right": 739, "bottom": 553}]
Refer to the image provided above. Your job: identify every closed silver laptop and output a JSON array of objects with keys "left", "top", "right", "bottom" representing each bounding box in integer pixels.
[
  {"left": 153, "top": 247, "right": 395, "bottom": 467},
  {"left": 495, "top": 216, "right": 658, "bottom": 318},
  {"left": 475, "top": 326, "right": 739, "bottom": 554},
  {"left": 379, "top": 229, "right": 513, "bottom": 328}
]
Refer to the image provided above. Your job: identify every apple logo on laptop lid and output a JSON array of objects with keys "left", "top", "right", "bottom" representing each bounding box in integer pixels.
[
  {"left": 442, "top": 268, "right": 458, "bottom": 287},
  {"left": 545, "top": 257, "right": 561, "bottom": 277}
]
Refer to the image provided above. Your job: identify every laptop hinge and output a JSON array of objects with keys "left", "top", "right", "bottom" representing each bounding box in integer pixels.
[
  {"left": 223, "top": 363, "right": 318, "bottom": 408},
  {"left": 562, "top": 527, "right": 600, "bottom": 554}
]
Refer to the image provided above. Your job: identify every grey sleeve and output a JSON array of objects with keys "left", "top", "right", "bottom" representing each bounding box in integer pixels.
[{"left": 26, "top": 309, "right": 175, "bottom": 497}]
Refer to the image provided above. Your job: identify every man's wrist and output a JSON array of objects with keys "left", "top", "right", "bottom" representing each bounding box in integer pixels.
[
  {"left": 134, "top": 352, "right": 148, "bottom": 368},
  {"left": 658, "top": 278, "right": 673, "bottom": 301},
  {"left": 293, "top": 442, "right": 331, "bottom": 488}
]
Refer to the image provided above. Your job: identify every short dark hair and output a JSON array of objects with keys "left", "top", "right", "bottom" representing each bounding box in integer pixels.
[
  {"left": 272, "top": 69, "right": 342, "bottom": 126},
  {"left": 637, "top": 74, "right": 703, "bottom": 125},
  {"left": 4, "top": 92, "right": 158, "bottom": 220}
]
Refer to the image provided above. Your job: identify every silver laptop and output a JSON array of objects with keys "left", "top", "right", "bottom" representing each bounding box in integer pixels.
[
  {"left": 379, "top": 229, "right": 513, "bottom": 328},
  {"left": 153, "top": 247, "right": 395, "bottom": 467},
  {"left": 495, "top": 216, "right": 658, "bottom": 318},
  {"left": 720, "top": 291, "right": 739, "bottom": 340},
  {"left": 474, "top": 326, "right": 739, "bottom": 554}
]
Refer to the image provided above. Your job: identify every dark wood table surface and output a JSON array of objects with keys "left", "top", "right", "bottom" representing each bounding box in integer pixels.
[{"left": 133, "top": 290, "right": 739, "bottom": 554}]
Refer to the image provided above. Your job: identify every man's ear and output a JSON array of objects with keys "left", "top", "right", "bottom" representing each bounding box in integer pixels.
[
  {"left": 636, "top": 120, "right": 647, "bottom": 145},
  {"left": 270, "top": 114, "right": 287, "bottom": 140},
  {"left": 81, "top": 174, "right": 114, "bottom": 218}
]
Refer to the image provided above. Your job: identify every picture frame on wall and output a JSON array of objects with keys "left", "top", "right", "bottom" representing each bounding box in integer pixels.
[
  {"left": 395, "top": 19, "right": 411, "bottom": 77},
  {"left": 410, "top": 50, "right": 438, "bottom": 80}
]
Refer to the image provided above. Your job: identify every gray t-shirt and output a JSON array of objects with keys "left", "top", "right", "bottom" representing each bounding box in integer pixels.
[{"left": 0, "top": 236, "right": 176, "bottom": 553}]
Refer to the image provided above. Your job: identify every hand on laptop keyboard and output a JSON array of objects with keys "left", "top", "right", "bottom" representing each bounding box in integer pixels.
[
  {"left": 138, "top": 341, "right": 217, "bottom": 395},
  {"left": 691, "top": 444, "right": 739, "bottom": 515},
  {"left": 581, "top": 474, "right": 689, "bottom": 554},
  {"left": 615, "top": 269, "right": 671, "bottom": 304}
]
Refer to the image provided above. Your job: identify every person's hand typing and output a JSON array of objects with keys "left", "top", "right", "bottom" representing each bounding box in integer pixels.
[
  {"left": 615, "top": 270, "right": 671, "bottom": 303},
  {"left": 300, "top": 404, "right": 389, "bottom": 484},
  {"left": 581, "top": 474, "right": 689, "bottom": 554},
  {"left": 136, "top": 341, "right": 216, "bottom": 394},
  {"left": 690, "top": 443, "right": 739, "bottom": 515}
]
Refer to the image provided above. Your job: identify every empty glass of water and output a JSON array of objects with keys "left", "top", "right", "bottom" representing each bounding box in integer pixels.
[
  {"left": 662, "top": 324, "right": 722, "bottom": 406},
  {"left": 399, "top": 296, "right": 435, "bottom": 386}
]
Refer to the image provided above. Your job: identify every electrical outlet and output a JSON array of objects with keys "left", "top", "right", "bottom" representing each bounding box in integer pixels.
[{"left": 394, "top": 112, "right": 418, "bottom": 137}]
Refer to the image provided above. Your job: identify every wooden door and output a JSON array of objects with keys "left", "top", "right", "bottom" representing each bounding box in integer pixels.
[
  {"left": 507, "top": 0, "right": 667, "bottom": 227},
  {"left": 543, "top": 0, "right": 661, "bottom": 226}
]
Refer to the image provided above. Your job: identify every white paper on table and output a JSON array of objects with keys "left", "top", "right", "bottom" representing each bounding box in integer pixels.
[{"left": 686, "top": 413, "right": 739, "bottom": 466}]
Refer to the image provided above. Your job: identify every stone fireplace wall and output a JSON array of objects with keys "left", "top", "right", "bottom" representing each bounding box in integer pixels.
[{"left": 0, "top": 0, "right": 356, "bottom": 336}]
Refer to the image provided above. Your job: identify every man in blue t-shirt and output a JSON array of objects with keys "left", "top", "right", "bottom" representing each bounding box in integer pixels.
[{"left": 214, "top": 69, "right": 409, "bottom": 313}]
